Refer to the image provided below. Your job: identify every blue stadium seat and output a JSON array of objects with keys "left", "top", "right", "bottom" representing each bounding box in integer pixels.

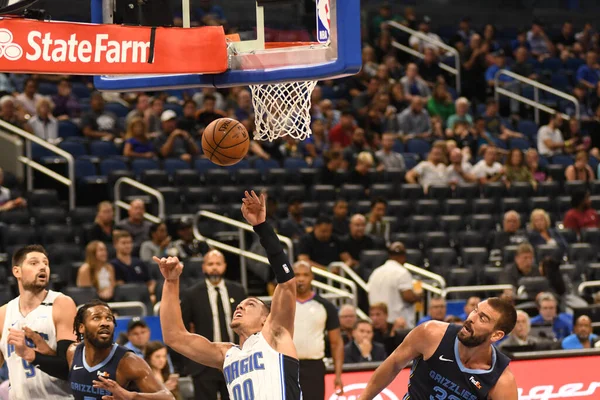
[
  {"left": 132, "top": 159, "right": 160, "bottom": 175},
  {"left": 565, "top": 57, "right": 584, "bottom": 72},
  {"left": 551, "top": 155, "right": 574, "bottom": 166},
  {"left": 104, "top": 102, "right": 130, "bottom": 118},
  {"left": 194, "top": 158, "right": 219, "bottom": 175},
  {"left": 58, "top": 120, "right": 80, "bottom": 139},
  {"left": 551, "top": 74, "right": 571, "bottom": 92},
  {"left": 75, "top": 159, "right": 97, "bottom": 179},
  {"left": 392, "top": 140, "right": 404, "bottom": 153},
  {"left": 59, "top": 141, "right": 87, "bottom": 157},
  {"left": 90, "top": 141, "right": 119, "bottom": 157},
  {"left": 402, "top": 153, "right": 419, "bottom": 170},
  {"left": 509, "top": 137, "right": 531, "bottom": 150},
  {"left": 541, "top": 57, "right": 563, "bottom": 72},
  {"left": 164, "top": 158, "right": 191, "bottom": 175},
  {"left": 225, "top": 159, "right": 250, "bottom": 171},
  {"left": 254, "top": 158, "right": 280, "bottom": 173},
  {"left": 31, "top": 142, "right": 55, "bottom": 159},
  {"left": 173, "top": 169, "right": 201, "bottom": 187},
  {"left": 517, "top": 120, "right": 538, "bottom": 139},
  {"left": 100, "top": 158, "right": 128, "bottom": 176},
  {"left": 38, "top": 82, "right": 58, "bottom": 96},
  {"left": 283, "top": 158, "right": 309, "bottom": 170},
  {"left": 406, "top": 139, "right": 431, "bottom": 156},
  {"left": 71, "top": 82, "right": 91, "bottom": 99}
]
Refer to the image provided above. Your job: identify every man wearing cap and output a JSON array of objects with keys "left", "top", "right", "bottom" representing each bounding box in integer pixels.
[
  {"left": 155, "top": 109, "right": 199, "bottom": 162},
  {"left": 125, "top": 317, "right": 175, "bottom": 371},
  {"left": 367, "top": 242, "right": 423, "bottom": 328},
  {"left": 408, "top": 16, "right": 442, "bottom": 55}
]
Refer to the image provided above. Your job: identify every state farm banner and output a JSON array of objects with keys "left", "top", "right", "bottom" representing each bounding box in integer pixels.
[
  {"left": 325, "top": 355, "right": 600, "bottom": 400},
  {"left": 0, "top": 18, "right": 228, "bottom": 75}
]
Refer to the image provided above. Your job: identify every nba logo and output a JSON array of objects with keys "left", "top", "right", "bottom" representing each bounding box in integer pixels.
[{"left": 316, "top": 0, "right": 331, "bottom": 44}]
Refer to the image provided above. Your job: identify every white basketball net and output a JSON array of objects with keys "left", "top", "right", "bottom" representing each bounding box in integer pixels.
[{"left": 250, "top": 80, "right": 318, "bottom": 142}]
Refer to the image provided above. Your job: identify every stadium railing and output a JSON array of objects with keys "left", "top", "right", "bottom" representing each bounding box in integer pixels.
[
  {"left": 76, "top": 301, "right": 147, "bottom": 316},
  {"left": 386, "top": 20, "right": 462, "bottom": 94},
  {"left": 114, "top": 177, "right": 165, "bottom": 223},
  {"left": 0, "top": 119, "right": 76, "bottom": 210},
  {"left": 494, "top": 68, "right": 579, "bottom": 125}
]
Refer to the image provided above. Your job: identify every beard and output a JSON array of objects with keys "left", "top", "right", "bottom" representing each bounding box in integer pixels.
[
  {"left": 206, "top": 273, "right": 223, "bottom": 284},
  {"left": 85, "top": 330, "right": 114, "bottom": 349},
  {"left": 22, "top": 279, "right": 48, "bottom": 293},
  {"left": 457, "top": 322, "right": 489, "bottom": 348}
]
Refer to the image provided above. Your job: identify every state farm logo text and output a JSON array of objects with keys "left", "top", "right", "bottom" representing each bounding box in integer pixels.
[{"left": 0, "top": 28, "right": 150, "bottom": 63}]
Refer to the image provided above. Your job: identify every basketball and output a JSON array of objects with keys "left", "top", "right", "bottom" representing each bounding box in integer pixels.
[{"left": 201, "top": 118, "right": 251, "bottom": 166}]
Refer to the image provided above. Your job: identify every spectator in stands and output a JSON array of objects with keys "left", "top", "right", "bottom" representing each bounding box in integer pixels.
[
  {"left": 370, "top": 2, "right": 399, "bottom": 40},
  {"left": 446, "top": 97, "right": 473, "bottom": 133},
  {"left": 16, "top": 77, "right": 44, "bottom": 116},
  {"left": 318, "top": 150, "right": 344, "bottom": 186},
  {"left": 140, "top": 222, "right": 171, "bottom": 263},
  {"left": 343, "top": 128, "right": 370, "bottom": 167},
  {"left": 511, "top": 29, "right": 532, "bottom": 53},
  {"left": 400, "top": 63, "right": 431, "bottom": 100},
  {"left": 396, "top": 96, "right": 431, "bottom": 140},
  {"left": 111, "top": 230, "right": 156, "bottom": 303},
  {"left": 28, "top": 98, "right": 58, "bottom": 142},
  {"left": 366, "top": 198, "right": 390, "bottom": 243},
  {"left": 87, "top": 201, "right": 114, "bottom": 244},
  {"left": 426, "top": 83, "right": 455, "bottom": 123},
  {"left": 124, "top": 317, "right": 151, "bottom": 357},
  {"left": 176, "top": 100, "right": 201, "bottom": 139},
  {"left": 563, "top": 190, "right": 600, "bottom": 233},
  {"left": 498, "top": 310, "right": 548, "bottom": 350},
  {"left": 155, "top": 110, "right": 200, "bottom": 162},
  {"left": 338, "top": 304, "right": 358, "bottom": 345},
  {"left": 361, "top": 46, "right": 379, "bottom": 78},
  {"left": 528, "top": 209, "right": 567, "bottom": 250},
  {"left": 116, "top": 199, "right": 152, "bottom": 248},
  {"left": 390, "top": 82, "right": 409, "bottom": 113},
  {"left": 452, "top": 17, "right": 475, "bottom": 45},
  {"left": 195, "top": 94, "right": 227, "bottom": 128},
  {"left": 367, "top": 242, "right": 422, "bottom": 328},
  {"left": 375, "top": 132, "right": 405, "bottom": 170},
  {"left": 512, "top": 47, "right": 538, "bottom": 80},
  {"left": 471, "top": 146, "right": 505, "bottom": 184},
  {"left": 527, "top": 20, "right": 554, "bottom": 61},
  {"left": 500, "top": 242, "right": 539, "bottom": 290},
  {"left": 234, "top": 89, "right": 253, "bottom": 124},
  {"left": 369, "top": 303, "right": 395, "bottom": 345},
  {"left": 565, "top": 150, "right": 595, "bottom": 181},
  {"left": 417, "top": 296, "right": 447, "bottom": 325},
  {"left": 145, "top": 97, "right": 163, "bottom": 134},
  {"left": 340, "top": 214, "right": 378, "bottom": 270},
  {"left": 169, "top": 217, "right": 209, "bottom": 260},
  {"left": 562, "top": 315, "right": 597, "bottom": 349},
  {"left": 297, "top": 215, "right": 340, "bottom": 270},
  {"left": 125, "top": 93, "right": 150, "bottom": 126},
  {"left": 344, "top": 320, "right": 387, "bottom": 363},
  {"left": 0, "top": 168, "right": 26, "bottom": 212},
  {"left": 418, "top": 48, "right": 444, "bottom": 88},
  {"left": 525, "top": 149, "right": 547, "bottom": 182},
  {"left": 51, "top": 79, "right": 81, "bottom": 120},
  {"left": 576, "top": 50, "right": 600, "bottom": 90},
  {"left": 567, "top": 84, "right": 595, "bottom": 120},
  {"left": 563, "top": 118, "right": 591, "bottom": 154},
  {"left": 279, "top": 197, "right": 312, "bottom": 240},
  {"left": 459, "top": 296, "right": 480, "bottom": 320},
  {"left": 482, "top": 98, "right": 523, "bottom": 142},
  {"left": 329, "top": 111, "right": 356, "bottom": 149},
  {"left": 302, "top": 119, "right": 329, "bottom": 161},
  {"left": 446, "top": 147, "right": 476, "bottom": 186},
  {"left": 530, "top": 292, "right": 572, "bottom": 340},
  {"left": 144, "top": 341, "right": 181, "bottom": 399},
  {"left": 409, "top": 16, "right": 442, "bottom": 55},
  {"left": 505, "top": 148, "right": 535, "bottom": 187},
  {"left": 352, "top": 77, "right": 381, "bottom": 115},
  {"left": 491, "top": 211, "right": 528, "bottom": 255},
  {"left": 123, "top": 117, "right": 155, "bottom": 159},
  {"left": 81, "top": 91, "right": 121, "bottom": 140},
  {"left": 348, "top": 151, "right": 375, "bottom": 190},
  {"left": 332, "top": 199, "right": 349, "bottom": 237},
  {"left": 482, "top": 24, "right": 500, "bottom": 52},
  {"left": 0, "top": 95, "right": 32, "bottom": 132},
  {"left": 554, "top": 21, "right": 576, "bottom": 52},
  {"left": 76, "top": 240, "right": 116, "bottom": 301},
  {"left": 405, "top": 144, "right": 447, "bottom": 193},
  {"left": 461, "top": 33, "right": 488, "bottom": 103},
  {"left": 594, "top": 292, "right": 600, "bottom": 304}
]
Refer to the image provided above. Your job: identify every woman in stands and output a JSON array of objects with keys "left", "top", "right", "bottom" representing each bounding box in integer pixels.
[
  {"left": 123, "top": 116, "right": 156, "bottom": 159},
  {"left": 528, "top": 209, "right": 567, "bottom": 251},
  {"left": 525, "top": 148, "right": 547, "bottom": 183},
  {"left": 145, "top": 341, "right": 181, "bottom": 400},
  {"left": 565, "top": 150, "right": 595, "bottom": 182},
  {"left": 140, "top": 222, "right": 171, "bottom": 263},
  {"left": 76, "top": 240, "right": 116, "bottom": 301},
  {"left": 87, "top": 200, "right": 115, "bottom": 244},
  {"left": 505, "top": 148, "right": 536, "bottom": 187}
]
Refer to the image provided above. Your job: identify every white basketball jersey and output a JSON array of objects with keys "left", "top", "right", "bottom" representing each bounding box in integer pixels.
[
  {"left": 223, "top": 332, "right": 302, "bottom": 400},
  {"left": 0, "top": 290, "right": 73, "bottom": 400}
]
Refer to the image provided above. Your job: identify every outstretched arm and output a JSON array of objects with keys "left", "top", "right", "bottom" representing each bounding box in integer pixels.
[
  {"left": 155, "top": 256, "right": 231, "bottom": 370},
  {"left": 242, "top": 191, "right": 296, "bottom": 336}
]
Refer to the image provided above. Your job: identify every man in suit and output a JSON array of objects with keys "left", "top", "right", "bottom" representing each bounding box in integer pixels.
[
  {"left": 180, "top": 249, "right": 247, "bottom": 400},
  {"left": 344, "top": 320, "right": 387, "bottom": 363}
]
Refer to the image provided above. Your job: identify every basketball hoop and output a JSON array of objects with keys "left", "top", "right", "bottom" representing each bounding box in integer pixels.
[{"left": 250, "top": 80, "right": 318, "bottom": 142}]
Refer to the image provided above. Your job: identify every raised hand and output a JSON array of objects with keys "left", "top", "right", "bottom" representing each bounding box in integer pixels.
[
  {"left": 7, "top": 328, "right": 35, "bottom": 362},
  {"left": 92, "top": 375, "right": 133, "bottom": 400},
  {"left": 241, "top": 190, "right": 266, "bottom": 226},
  {"left": 153, "top": 256, "right": 184, "bottom": 282}
]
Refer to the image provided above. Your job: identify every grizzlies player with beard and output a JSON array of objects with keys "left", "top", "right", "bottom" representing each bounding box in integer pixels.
[{"left": 361, "top": 298, "right": 519, "bottom": 400}]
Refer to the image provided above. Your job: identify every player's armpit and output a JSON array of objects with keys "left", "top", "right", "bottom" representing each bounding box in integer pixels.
[
  {"left": 118, "top": 353, "right": 175, "bottom": 399},
  {"left": 488, "top": 367, "right": 518, "bottom": 400},
  {"left": 165, "top": 330, "right": 232, "bottom": 371},
  {"left": 53, "top": 295, "right": 77, "bottom": 342}
]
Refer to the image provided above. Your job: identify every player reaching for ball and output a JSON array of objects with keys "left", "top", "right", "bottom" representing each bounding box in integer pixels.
[
  {"left": 360, "top": 298, "right": 519, "bottom": 400},
  {"left": 156, "top": 190, "right": 302, "bottom": 400}
]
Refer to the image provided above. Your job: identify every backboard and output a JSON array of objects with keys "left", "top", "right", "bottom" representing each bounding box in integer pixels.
[{"left": 91, "top": 0, "right": 361, "bottom": 91}]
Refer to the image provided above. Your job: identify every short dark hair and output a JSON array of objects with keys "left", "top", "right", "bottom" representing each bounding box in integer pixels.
[
  {"left": 315, "top": 215, "right": 333, "bottom": 226},
  {"left": 12, "top": 245, "right": 48, "bottom": 266},
  {"left": 487, "top": 297, "right": 517, "bottom": 335},
  {"left": 149, "top": 222, "right": 165, "bottom": 238},
  {"left": 203, "top": 94, "right": 216, "bottom": 102},
  {"left": 74, "top": 299, "right": 114, "bottom": 341},
  {"left": 571, "top": 189, "right": 589, "bottom": 208},
  {"left": 248, "top": 297, "right": 270, "bottom": 316},
  {"left": 353, "top": 320, "right": 372, "bottom": 330},
  {"left": 183, "top": 99, "right": 197, "bottom": 108},
  {"left": 24, "top": 77, "right": 37, "bottom": 87},
  {"left": 371, "top": 197, "right": 388, "bottom": 208},
  {"left": 486, "top": 98, "right": 498, "bottom": 107}
]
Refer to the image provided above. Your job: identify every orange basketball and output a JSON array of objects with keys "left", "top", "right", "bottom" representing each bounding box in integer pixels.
[{"left": 201, "top": 118, "right": 250, "bottom": 166}]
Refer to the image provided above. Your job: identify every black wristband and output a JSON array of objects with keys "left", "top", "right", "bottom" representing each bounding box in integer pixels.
[
  {"left": 253, "top": 222, "right": 295, "bottom": 283},
  {"left": 32, "top": 352, "right": 70, "bottom": 380}
]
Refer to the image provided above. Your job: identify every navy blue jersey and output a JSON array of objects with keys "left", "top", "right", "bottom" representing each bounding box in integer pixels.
[
  {"left": 68, "top": 343, "right": 132, "bottom": 400},
  {"left": 404, "top": 324, "right": 510, "bottom": 400}
]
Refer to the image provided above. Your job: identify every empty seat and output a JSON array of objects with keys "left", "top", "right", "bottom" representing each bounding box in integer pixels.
[
  {"left": 216, "top": 186, "right": 243, "bottom": 203},
  {"left": 559, "top": 264, "right": 580, "bottom": 284},
  {"left": 448, "top": 268, "right": 475, "bottom": 287},
  {"left": 408, "top": 215, "right": 435, "bottom": 233},
  {"left": 406, "top": 138, "right": 431, "bottom": 156},
  {"left": 194, "top": 158, "right": 220, "bottom": 174},
  {"left": 350, "top": 200, "right": 371, "bottom": 215},
  {"left": 173, "top": 169, "right": 202, "bottom": 187},
  {"left": 530, "top": 196, "right": 552, "bottom": 212},
  {"left": 438, "top": 215, "right": 464, "bottom": 233},
  {"left": 462, "top": 247, "right": 489, "bottom": 269},
  {"left": 42, "top": 224, "right": 76, "bottom": 245},
  {"left": 359, "top": 250, "right": 388, "bottom": 279},
  {"left": 300, "top": 168, "right": 319, "bottom": 186},
  {"left": 535, "top": 244, "right": 563, "bottom": 261},
  {"left": 454, "top": 183, "right": 479, "bottom": 199},
  {"left": 457, "top": 231, "right": 488, "bottom": 249},
  {"left": 501, "top": 197, "right": 528, "bottom": 214},
  {"left": 428, "top": 185, "right": 452, "bottom": 201},
  {"left": 481, "top": 182, "right": 506, "bottom": 200},
  {"left": 427, "top": 248, "right": 458, "bottom": 273},
  {"left": 113, "top": 283, "right": 152, "bottom": 309},
  {"left": 0, "top": 208, "right": 31, "bottom": 225},
  {"left": 400, "top": 184, "right": 424, "bottom": 200},
  {"left": 590, "top": 180, "right": 600, "bottom": 195},
  {"left": 312, "top": 185, "right": 336, "bottom": 202},
  {"left": 236, "top": 169, "right": 262, "bottom": 185},
  {"left": 537, "top": 181, "right": 561, "bottom": 197},
  {"left": 204, "top": 169, "right": 231, "bottom": 186},
  {"left": 415, "top": 199, "right": 441, "bottom": 216},
  {"left": 556, "top": 228, "right": 577, "bottom": 244},
  {"left": 59, "top": 141, "right": 87, "bottom": 157},
  {"left": 164, "top": 158, "right": 191, "bottom": 175},
  {"left": 387, "top": 200, "right": 413, "bottom": 218},
  {"left": 472, "top": 199, "right": 496, "bottom": 214},
  {"left": 32, "top": 207, "right": 67, "bottom": 225},
  {"left": 3, "top": 225, "right": 37, "bottom": 247},
  {"left": 370, "top": 184, "right": 394, "bottom": 200},
  {"left": 517, "top": 276, "right": 550, "bottom": 297},
  {"left": 444, "top": 199, "right": 469, "bottom": 216},
  {"left": 182, "top": 186, "right": 213, "bottom": 205},
  {"left": 581, "top": 228, "right": 600, "bottom": 246},
  {"left": 390, "top": 232, "right": 420, "bottom": 250},
  {"left": 58, "top": 120, "right": 80, "bottom": 139},
  {"left": 140, "top": 170, "right": 169, "bottom": 187},
  {"left": 469, "top": 214, "right": 495, "bottom": 232},
  {"left": 482, "top": 267, "right": 503, "bottom": 285},
  {"left": 28, "top": 189, "right": 60, "bottom": 208},
  {"left": 282, "top": 185, "right": 306, "bottom": 202},
  {"left": 340, "top": 184, "right": 365, "bottom": 201},
  {"left": 384, "top": 168, "right": 405, "bottom": 183},
  {"left": 90, "top": 141, "right": 119, "bottom": 157},
  {"left": 405, "top": 249, "right": 423, "bottom": 266},
  {"left": 131, "top": 159, "right": 160, "bottom": 175},
  {"left": 564, "top": 181, "right": 586, "bottom": 196},
  {"left": 502, "top": 245, "right": 519, "bottom": 264},
  {"left": 65, "top": 286, "right": 97, "bottom": 306},
  {"left": 47, "top": 243, "right": 83, "bottom": 266},
  {"left": 156, "top": 187, "right": 181, "bottom": 206},
  {"left": 423, "top": 231, "right": 450, "bottom": 248},
  {"left": 508, "top": 182, "right": 534, "bottom": 198},
  {"left": 556, "top": 196, "right": 572, "bottom": 216},
  {"left": 68, "top": 207, "right": 97, "bottom": 226},
  {"left": 264, "top": 169, "right": 288, "bottom": 185},
  {"left": 283, "top": 158, "right": 308, "bottom": 170},
  {"left": 100, "top": 159, "right": 129, "bottom": 176},
  {"left": 569, "top": 243, "right": 596, "bottom": 265}
]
